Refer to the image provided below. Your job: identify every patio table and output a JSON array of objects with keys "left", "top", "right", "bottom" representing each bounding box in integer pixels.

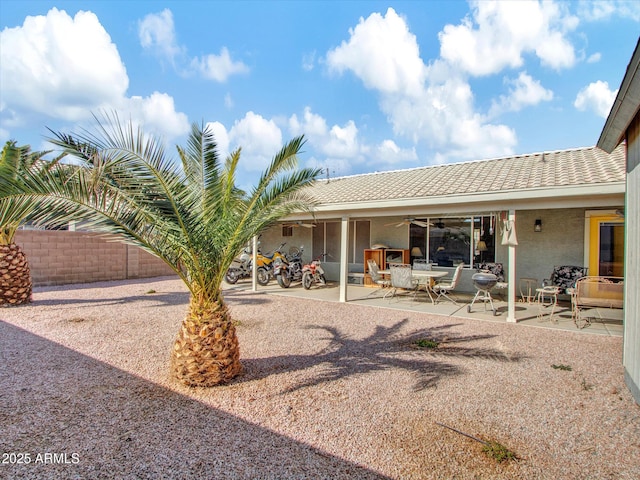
[{"left": 378, "top": 269, "right": 447, "bottom": 304}]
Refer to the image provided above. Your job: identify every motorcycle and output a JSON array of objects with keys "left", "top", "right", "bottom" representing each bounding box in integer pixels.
[
  {"left": 273, "top": 246, "right": 304, "bottom": 288},
  {"left": 257, "top": 242, "right": 288, "bottom": 283},
  {"left": 301, "top": 253, "right": 327, "bottom": 290},
  {"left": 225, "top": 246, "right": 253, "bottom": 284},
  {"left": 225, "top": 244, "right": 273, "bottom": 286}
]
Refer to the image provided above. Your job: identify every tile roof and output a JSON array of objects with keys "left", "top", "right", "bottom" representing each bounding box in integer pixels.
[{"left": 305, "top": 145, "right": 626, "bottom": 205}]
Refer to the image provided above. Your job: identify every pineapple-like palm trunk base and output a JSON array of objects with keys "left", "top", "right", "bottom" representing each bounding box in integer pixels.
[
  {"left": 0, "top": 244, "right": 33, "bottom": 307},
  {"left": 170, "top": 300, "right": 242, "bottom": 387}
]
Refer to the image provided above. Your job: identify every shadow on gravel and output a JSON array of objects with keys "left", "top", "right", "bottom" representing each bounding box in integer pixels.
[
  {"left": 0, "top": 321, "right": 390, "bottom": 480},
  {"left": 28, "top": 291, "right": 191, "bottom": 309},
  {"left": 221, "top": 289, "right": 273, "bottom": 306},
  {"left": 242, "top": 318, "right": 524, "bottom": 392}
]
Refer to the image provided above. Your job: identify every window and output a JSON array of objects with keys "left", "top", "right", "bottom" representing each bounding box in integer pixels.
[
  {"left": 348, "top": 220, "right": 371, "bottom": 263},
  {"left": 313, "top": 220, "right": 370, "bottom": 262},
  {"left": 410, "top": 215, "right": 496, "bottom": 267},
  {"left": 472, "top": 216, "right": 496, "bottom": 265},
  {"left": 282, "top": 225, "right": 293, "bottom": 237},
  {"left": 587, "top": 212, "right": 624, "bottom": 277},
  {"left": 429, "top": 218, "right": 471, "bottom": 267},
  {"left": 598, "top": 222, "right": 624, "bottom": 276}
]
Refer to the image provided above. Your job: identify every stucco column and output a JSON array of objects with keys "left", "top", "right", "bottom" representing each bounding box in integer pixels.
[
  {"left": 506, "top": 209, "right": 517, "bottom": 322},
  {"left": 339, "top": 216, "right": 349, "bottom": 302},
  {"left": 251, "top": 235, "right": 258, "bottom": 292}
]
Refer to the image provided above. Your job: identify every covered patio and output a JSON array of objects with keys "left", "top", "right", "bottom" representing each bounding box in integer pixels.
[
  {"left": 223, "top": 280, "right": 624, "bottom": 337},
  {"left": 257, "top": 144, "right": 626, "bottom": 331}
]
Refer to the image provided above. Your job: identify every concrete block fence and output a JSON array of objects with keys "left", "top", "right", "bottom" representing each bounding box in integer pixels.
[{"left": 15, "top": 230, "right": 175, "bottom": 287}]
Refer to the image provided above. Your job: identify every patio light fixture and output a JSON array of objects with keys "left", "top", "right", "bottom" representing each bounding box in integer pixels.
[{"left": 534, "top": 219, "right": 542, "bottom": 232}]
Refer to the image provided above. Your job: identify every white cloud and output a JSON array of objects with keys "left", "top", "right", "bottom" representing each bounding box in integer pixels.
[
  {"left": 228, "top": 112, "right": 283, "bottom": 172},
  {"left": 0, "top": 8, "right": 189, "bottom": 143},
  {"left": 578, "top": 0, "right": 640, "bottom": 22},
  {"left": 574, "top": 80, "right": 618, "bottom": 118},
  {"left": 138, "top": 9, "right": 183, "bottom": 64},
  {"left": 439, "top": 0, "right": 578, "bottom": 76},
  {"left": 0, "top": 8, "right": 128, "bottom": 123},
  {"left": 374, "top": 140, "right": 418, "bottom": 166},
  {"left": 489, "top": 72, "right": 553, "bottom": 117},
  {"left": 206, "top": 121, "right": 230, "bottom": 159},
  {"left": 324, "top": 121, "right": 361, "bottom": 158},
  {"left": 326, "top": 8, "right": 426, "bottom": 96},
  {"left": 126, "top": 92, "right": 189, "bottom": 140},
  {"left": 138, "top": 9, "right": 248, "bottom": 83},
  {"left": 289, "top": 107, "right": 328, "bottom": 138},
  {"left": 587, "top": 52, "right": 602, "bottom": 63},
  {"left": 288, "top": 107, "right": 368, "bottom": 167},
  {"left": 326, "top": 10, "right": 518, "bottom": 163},
  {"left": 302, "top": 51, "right": 316, "bottom": 72},
  {"left": 190, "top": 47, "right": 249, "bottom": 83}
]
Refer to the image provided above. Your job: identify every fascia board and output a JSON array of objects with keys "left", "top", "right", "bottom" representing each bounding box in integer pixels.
[{"left": 598, "top": 38, "right": 640, "bottom": 152}]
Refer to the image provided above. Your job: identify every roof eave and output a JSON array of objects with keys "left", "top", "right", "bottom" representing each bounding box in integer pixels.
[{"left": 598, "top": 37, "right": 640, "bottom": 153}]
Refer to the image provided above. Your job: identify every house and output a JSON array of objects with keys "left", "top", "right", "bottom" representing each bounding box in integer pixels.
[
  {"left": 597, "top": 37, "right": 640, "bottom": 405},
  {"left": 260, "top": 145, "right": 626, "bottom": 322}
]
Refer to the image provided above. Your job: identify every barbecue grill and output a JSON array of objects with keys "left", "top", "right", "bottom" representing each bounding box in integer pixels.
[{"left": 467, "top": 272, "right": 499, "bottom": 316}]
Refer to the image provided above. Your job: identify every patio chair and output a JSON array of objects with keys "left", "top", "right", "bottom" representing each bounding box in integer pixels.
[
  {"left": 543, "top": 265, "right": 588, "bottom": 293},
  {"left": 432, "top": 263, "right": 464, "bottom": 305},
  {"left": 366, "top": 259, "right": 390, "bottom": 297},
  {"left": 384, "top": 264, "right": 419, "bottom": 300}
]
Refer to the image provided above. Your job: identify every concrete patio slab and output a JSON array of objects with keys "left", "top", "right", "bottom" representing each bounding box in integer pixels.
[{"left": 223, "top": 281, "right": 623, "bottom": 337}]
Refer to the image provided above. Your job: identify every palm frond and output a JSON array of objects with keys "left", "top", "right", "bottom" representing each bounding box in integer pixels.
[{"left": 9, "top": 113, "right": 322, "bottom": 303}]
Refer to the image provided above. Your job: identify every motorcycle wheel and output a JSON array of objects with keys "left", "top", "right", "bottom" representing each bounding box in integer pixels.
[
  {"left": 302, "top": 272, "right": 313, "bottom": 290},
  {"left": 276, "top": 274, "right": 291, "bottom": 288},
  {"left": 225, "top": 269, "right": 239, "bottom": 284},
  {"left": 257, "top": 267, "right": 270, "bottom": 286}
]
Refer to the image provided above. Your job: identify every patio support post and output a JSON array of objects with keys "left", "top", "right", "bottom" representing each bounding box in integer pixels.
[
  {"left": 339, "top": 216, "right": 349, "bottom": 302},
  {"left": 507, "top": 209, "right": 517, "bottom": 322},
  {"left": 251, "top": 235, "right": 258, "bottom": 292}
]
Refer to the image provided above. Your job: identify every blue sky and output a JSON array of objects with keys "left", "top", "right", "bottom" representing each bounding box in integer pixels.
[{"left": 1, "top": 1, "right": 639, "bottom": 188}]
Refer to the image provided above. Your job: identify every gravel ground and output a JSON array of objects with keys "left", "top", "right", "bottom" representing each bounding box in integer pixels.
[{"left": 1, "top": 276, "right": 639, "bottom": 479}]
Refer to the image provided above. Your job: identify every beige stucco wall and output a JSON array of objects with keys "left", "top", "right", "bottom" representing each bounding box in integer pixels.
[
  {"left": 258, "top": 225, "right": 313, "bottom": 264},
  {"left": 513, "top": 208, "right": 587, "bottom": 287},
  {"left": 15, "top": 230, "right": 175, "bottom": 287}
]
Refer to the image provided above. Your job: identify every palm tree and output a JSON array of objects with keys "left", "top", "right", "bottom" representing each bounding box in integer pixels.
[
  {"left": 6, "top": 113, "right": 321, "bottom": 386},
  {"left": 0, "top": 141, "right": 65, "bottom": 306}
]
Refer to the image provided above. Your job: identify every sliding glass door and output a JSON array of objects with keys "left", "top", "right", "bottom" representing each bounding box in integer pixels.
[{"left": 588, "top": 213, "right": 624, "bottom": 276}]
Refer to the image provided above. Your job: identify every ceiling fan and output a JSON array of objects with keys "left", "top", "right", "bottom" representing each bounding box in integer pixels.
[
  {"left": 384, "top": 218, "right": 432, "bottom": 228},
  {"left": 282, "top": 221, "right": 316, "bottom": 228}
]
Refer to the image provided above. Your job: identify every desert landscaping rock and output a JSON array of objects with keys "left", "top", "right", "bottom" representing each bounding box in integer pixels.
[{"left": 1, "top": 276, "right": 639, "bottom": 479}]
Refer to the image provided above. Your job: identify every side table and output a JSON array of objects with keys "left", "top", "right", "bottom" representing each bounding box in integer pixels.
[
  {"left": 536, "top": 286, "right": 560, "bottom": 322},
  {"left": 519, "top": 277, "right": 537, "bottom": 303}
]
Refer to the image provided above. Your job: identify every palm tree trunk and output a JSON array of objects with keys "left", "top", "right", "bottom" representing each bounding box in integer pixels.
[
  {"left": 170, "top": 295, "right": 242, "bottom": 386},
  {"left": 0, "top": 243, "right": 33, "bottom": 306}
]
